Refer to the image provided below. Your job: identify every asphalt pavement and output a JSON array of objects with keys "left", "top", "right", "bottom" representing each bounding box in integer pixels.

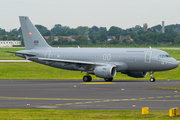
[{"left": 0, "top": 79, "right": 180, "bottom": 110}]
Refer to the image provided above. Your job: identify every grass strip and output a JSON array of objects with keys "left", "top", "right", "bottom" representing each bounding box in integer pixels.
[
  {"left": 154, "top": 87, "right": 180, "bottom": 90},
  {"left": 0, "top": 109, "right": 179, "bottom": 120},
  {"left": 0, "top": 47, "right": 24, "bottom": 59},
  {"left": 0, "top": 62, "right": 179, "bottom": 80}
]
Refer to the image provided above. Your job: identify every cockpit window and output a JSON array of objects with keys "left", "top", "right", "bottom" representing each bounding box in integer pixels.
[{"left": 158, "top": 54, "right": 171, "bottom": 58}]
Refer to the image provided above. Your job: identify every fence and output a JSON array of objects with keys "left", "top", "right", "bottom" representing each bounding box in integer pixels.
[{"left": 52, "top": 44, "right": 180, "bottom": 48}]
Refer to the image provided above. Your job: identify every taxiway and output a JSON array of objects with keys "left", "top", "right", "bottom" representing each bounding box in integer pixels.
[{"left": 0, "top": 79, "right": 179, "bottom": 110}]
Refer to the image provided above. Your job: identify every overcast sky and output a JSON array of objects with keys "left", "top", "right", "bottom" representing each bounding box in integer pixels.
[{"left": 0, "top": 0, "right": 180, "bottom": 31}]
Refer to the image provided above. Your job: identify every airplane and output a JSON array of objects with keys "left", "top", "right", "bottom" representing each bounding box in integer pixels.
[{"left": 5, "top": 16, "right": 179, "bottom": 82}]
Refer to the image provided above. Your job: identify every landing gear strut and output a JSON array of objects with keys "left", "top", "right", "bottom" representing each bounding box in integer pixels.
[
  {"left": 149, "top": 71, "right": 155, "bottom": 82},
  {"left": 83, "top": 72, "right": 92, "bottom": 82},
  {"left": 104, "top": 78, "right": 113, "bottom": 82}
]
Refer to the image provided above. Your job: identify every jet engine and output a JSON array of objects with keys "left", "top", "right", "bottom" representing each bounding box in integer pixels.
[
  {"left": 94, "top": 65, "right": 116, "bottom": 78},
  {"left": 123, "top": 71, "right": 147, "bottom": 78}
]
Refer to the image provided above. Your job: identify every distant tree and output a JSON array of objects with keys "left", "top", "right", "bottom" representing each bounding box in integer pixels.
[
  {"left": 134, "top": 36, "right": 141, "bottom": 44},
  {"left": 137, "top": 29, "right": 145, "bottom": 35},
  {"left": 75, "top": 35, "right": 89, "bottom": 44},
  {"left": 2, "top": 36, "right": 7, "bottom": 40},
  {"left": 89, "top": 34, "right": 97, "bottom": 44},
  {"left": 66, "top": 28, "right": 78, "bottom": 35},
  {"left": 91, "top": 26, "right": 99, "bottom": 32},
  {"left": 99, "top": 27, "right": 107, "bottom": 34},
  {"left": 126, "top": 35, "right": 131, "bottom": 41},
  {"left": 35, "top": 25, "right": 48, "bottom": 36},
  {"left": 166, "top": 34, "right": 174, "bottom": 43},
  {"left": 7, "top": 35, "right": 17, "bottom": 40},
  {"left": 109, "top": 39, "right": 119, "bottom": 44},
  {"left": 174, "top": 35, "right": 180, "bottom": 44},
  {"left": 108, "top": 26, "right": 122, "bottom": 36},
  {"left": 0, "top": 28, "right": 6, "bottom": 36},
  {"left": 51, "top": 24, "right": 70, "bottom": 36},
  {"left": 99, "top": 32, "right": 108, "bottom": 42},
  {"left": 77, "top": 26, "right": 89, "bottom": 35},
  {"left": 165, "top": 27, "right": 178, "bottom": 36},
  {"left": 165, "top": 24, "right": 180, "bottom": 30},
  {"left": 135, "top": 25, "right": 142, "bottom": 29},
  {"left": 44, "top": 30, "right": 51, "bottom": 36},
  {"left": 151, "top": 25, "right": 162, "bottom": 31}
]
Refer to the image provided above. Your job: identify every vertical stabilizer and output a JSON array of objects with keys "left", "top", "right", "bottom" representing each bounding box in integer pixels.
[{"left": 19, "top": 16, "right": 51, "bottom": 50}]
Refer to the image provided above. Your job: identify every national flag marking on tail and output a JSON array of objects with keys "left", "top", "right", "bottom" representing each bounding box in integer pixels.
[{"left": 29, "top": 32, "right": 33, "bottom": 35}]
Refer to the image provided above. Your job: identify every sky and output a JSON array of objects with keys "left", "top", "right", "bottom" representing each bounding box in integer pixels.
[{"left": 0, "top": 0, "right": 180, "bottom": 31}]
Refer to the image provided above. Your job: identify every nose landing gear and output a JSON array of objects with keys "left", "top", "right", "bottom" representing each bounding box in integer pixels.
[{"left": 149, "top": 71, "right": 155, "bottom": 82}]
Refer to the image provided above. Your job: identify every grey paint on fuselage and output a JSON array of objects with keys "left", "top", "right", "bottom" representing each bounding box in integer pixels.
[{"left": 16, "top": 47, "right": 178, "bottom": 72}]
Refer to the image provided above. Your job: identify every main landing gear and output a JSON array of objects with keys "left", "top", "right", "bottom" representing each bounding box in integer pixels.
[
  {"left": 149, "top": 71, "right": 155, "bottom": 82},
  {"left": 83, "top": 76, "right": 92, "bottom": 82},
  {"left": 83, "top": 72, "right": 92, "bottom": 82}
]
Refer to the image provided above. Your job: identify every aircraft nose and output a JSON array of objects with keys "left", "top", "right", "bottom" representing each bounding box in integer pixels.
[
  {"left": 165, "top": 59, "right": 179, "bottom": 70},
  {"left": 174, "top": 60, "right": 179, "bottom": 68},
  {"left": 170, "top": 59, "right": 179, "bottom": 69}
]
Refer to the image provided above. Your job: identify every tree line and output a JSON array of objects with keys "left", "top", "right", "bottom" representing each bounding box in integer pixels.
[{"left": 0, "top": 23, "right": 180, "bottom": 46}]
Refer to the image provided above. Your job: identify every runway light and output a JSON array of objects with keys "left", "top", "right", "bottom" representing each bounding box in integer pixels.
[
  {"left": 74, "top": 85, "right": 76, "bottom": 88},
  {"left": 175, "top": 91, "right": 177, "bottom": 93},
  {"left": 121, "top": 88, "right": 124, "bottom": 91},
  {"left": 132, "top": 104, "right": 136, "bottom": 107},
  {"left": 27, "top": 104, "right": 30, "bottom": 106}
]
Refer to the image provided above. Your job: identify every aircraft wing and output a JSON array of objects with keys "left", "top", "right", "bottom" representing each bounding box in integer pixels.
[{"left": 38, "top": 58, "right": 101, "bottom": 65}]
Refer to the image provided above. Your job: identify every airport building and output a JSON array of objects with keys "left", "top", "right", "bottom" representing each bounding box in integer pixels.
[{"left": 0, "top": 40, "right": 21, "bottom": 47}]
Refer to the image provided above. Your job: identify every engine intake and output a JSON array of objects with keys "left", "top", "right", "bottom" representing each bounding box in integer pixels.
[{"left": 94, "top": 65, "right": 116, "bottom": 79}]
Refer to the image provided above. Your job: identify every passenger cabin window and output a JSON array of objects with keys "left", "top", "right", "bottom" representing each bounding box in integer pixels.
[{"left": 158, "top": 54, "right": 171, "bottom": 58}]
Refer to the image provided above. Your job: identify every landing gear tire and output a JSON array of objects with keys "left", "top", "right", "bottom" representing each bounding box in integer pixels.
[
  {"left": 83, "top": 76, "right": 92, "bottom": 82},
  {"left": 104, "top": 78, "right": 113, "bottom": 82},
  {"left": 150, "top": 78, "right": 155, "bottom": 82},
  {"left": 149, "top": 71, "right": 155, "bottom": 82}
]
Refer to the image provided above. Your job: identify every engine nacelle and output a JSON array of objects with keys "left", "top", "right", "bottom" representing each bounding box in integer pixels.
[
  {"left": 124, "top": 71, "right": 147, "bottom": 78},
  {"left": 94, "top": 65, "right": 116, "bottom": 79}
]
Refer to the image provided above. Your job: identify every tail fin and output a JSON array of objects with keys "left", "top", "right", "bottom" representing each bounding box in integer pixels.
[{"left": 19, "top": 16, "right": 51, "bottom": 50}]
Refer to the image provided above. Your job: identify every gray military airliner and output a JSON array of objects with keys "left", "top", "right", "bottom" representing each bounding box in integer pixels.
[{"left": 5, "top": 16, "right": 179, "bottom": 82}]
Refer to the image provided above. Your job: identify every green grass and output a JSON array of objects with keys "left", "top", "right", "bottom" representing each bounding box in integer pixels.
[
  {"left": 155, "top": 87, "right": 180, "bottom": 90},
  {"left": 0, "top": 109, "right": 179, "bottom": 120},
  {"left": 0, "top": 62, "right": 179, "bottom": 80},
  {"left": 161, "top": 49, "right": 180, "bottom": 60},
  {"left": 0, "top": 47, "right": 25, "bottom": 59}
]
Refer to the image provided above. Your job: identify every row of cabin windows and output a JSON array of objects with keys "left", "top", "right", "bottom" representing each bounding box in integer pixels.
[{"left": 51, "top": 55, "right": 144, "bottom": 58}]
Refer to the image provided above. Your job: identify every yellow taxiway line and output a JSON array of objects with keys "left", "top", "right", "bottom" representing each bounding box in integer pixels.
[
  {"left": 0, "top": 96, "right": 104, "bottom": 101},
  {"left": 81, "top": 82, "right": 116, "bottom": 84}
]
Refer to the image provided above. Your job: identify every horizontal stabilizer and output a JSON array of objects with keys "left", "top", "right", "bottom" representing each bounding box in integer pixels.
[{"left": 3, "top": 51, "right": 36, "bottom": 56}]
